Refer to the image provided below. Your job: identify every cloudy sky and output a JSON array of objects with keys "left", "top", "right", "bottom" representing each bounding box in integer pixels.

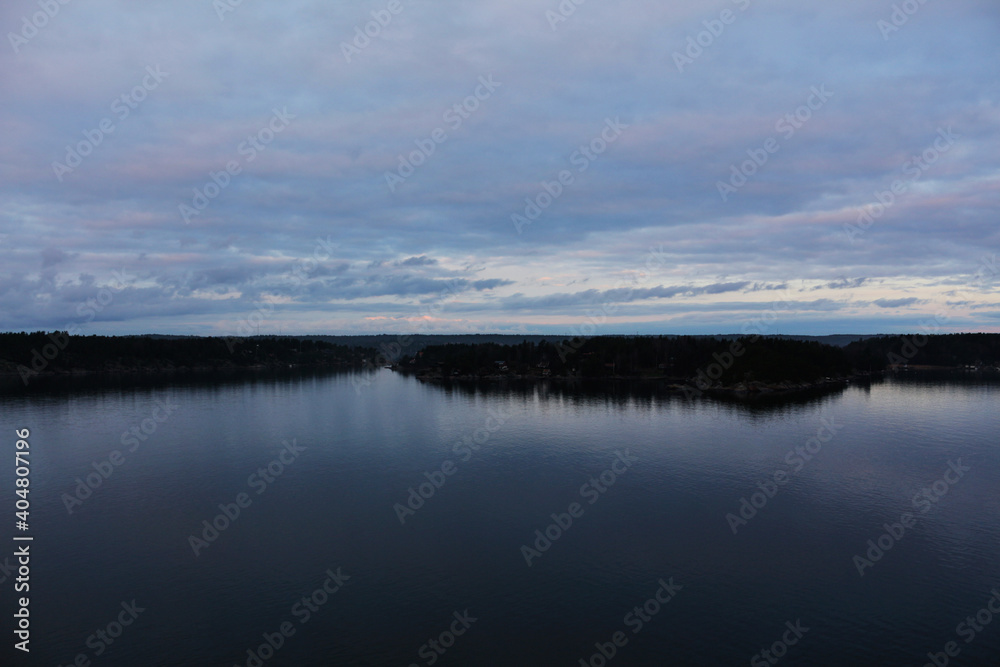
[{"left": 1, "top": 0, "right": 998, "bottom": 337}]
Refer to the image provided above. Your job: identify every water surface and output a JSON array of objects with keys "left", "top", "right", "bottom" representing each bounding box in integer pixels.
[{"left": 2, "top": 370, "right": 998, "bottom": 665}]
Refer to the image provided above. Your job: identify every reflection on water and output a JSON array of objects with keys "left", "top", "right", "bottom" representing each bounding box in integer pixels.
[
  {"left": 0, "top": 365, "right": 357, "bottom": 397},
  {"left": 2, "top": 368, "right": 999, "bottom": 665}
]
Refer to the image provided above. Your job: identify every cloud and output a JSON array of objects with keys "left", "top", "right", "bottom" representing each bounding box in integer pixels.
[
  {"left": 823, "top": 278, "right": 868, "bottom": 291},
  {"left": 872, "top": 297, "right": 921, "bottom": 308},
  {"left": 398, "top": 256, "right": 438, "bottom": 267},
  {"left": 496, "top": 282, "right": 762, "bottom": 312},
  {"left": 472, "top": 279, "right": 514, "bottom": 290},
  {"left": 41, "top": 247, "right": 72, "bottom": 268},
  {"left": 0, "top": 0, "right": 997, "bottom": 334}
]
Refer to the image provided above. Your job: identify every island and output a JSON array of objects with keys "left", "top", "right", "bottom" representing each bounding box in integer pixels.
[{"left": 2, "top": 331, "right": 999, "bottom": 397}]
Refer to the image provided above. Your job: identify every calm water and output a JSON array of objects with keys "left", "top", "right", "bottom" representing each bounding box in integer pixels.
[{"left": 2, "top": 370, "right": 999, "bottom": 666}]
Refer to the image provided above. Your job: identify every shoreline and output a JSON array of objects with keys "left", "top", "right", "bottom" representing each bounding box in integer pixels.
[
  {"left": 0, "top": 360, "right": 366, "bottom": 379},
  {"left": 401, "top": 369, "right": 879, "bottom": 397}
]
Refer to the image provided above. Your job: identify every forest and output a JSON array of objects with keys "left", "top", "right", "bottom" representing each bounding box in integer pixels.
[
  {"left": 2, "top": 331, "right": 999, "bottom": 389},
  {"left": 0, "top": 332, "right": 375, "bottom": 381},
  {"left": 397, "top": 333, "right": 1000, "bottom": 386}
]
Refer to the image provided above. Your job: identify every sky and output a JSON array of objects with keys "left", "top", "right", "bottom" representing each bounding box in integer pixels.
[{"left": 1, "top": 0, "right": 998, "bottom": 337}]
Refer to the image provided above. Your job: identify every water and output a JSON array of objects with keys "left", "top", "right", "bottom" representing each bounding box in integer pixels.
[{"left": 2, "top": 370, "right": 999, "bottom": 666}]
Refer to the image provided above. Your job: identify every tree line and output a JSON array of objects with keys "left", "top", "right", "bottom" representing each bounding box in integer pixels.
[
  {"left": 0, "top": 332, "right": 375, "bottom": 379},
  {"left": 2, "top": 331, "right": 998, "bottom": 385},
  {"left": 400, "top": 333, "right": 1000, "bottom": 383}
]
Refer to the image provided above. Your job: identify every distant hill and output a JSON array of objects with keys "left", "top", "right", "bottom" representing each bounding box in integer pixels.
[
  {"left": 294, "top": 334, "right": 569, "bottom": 355},
  {"left": 291, "top": 333, "right": 876, "bottom": 356},
  {"left": 707, "top": 334, "right": 875, "bottom": 348}
]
